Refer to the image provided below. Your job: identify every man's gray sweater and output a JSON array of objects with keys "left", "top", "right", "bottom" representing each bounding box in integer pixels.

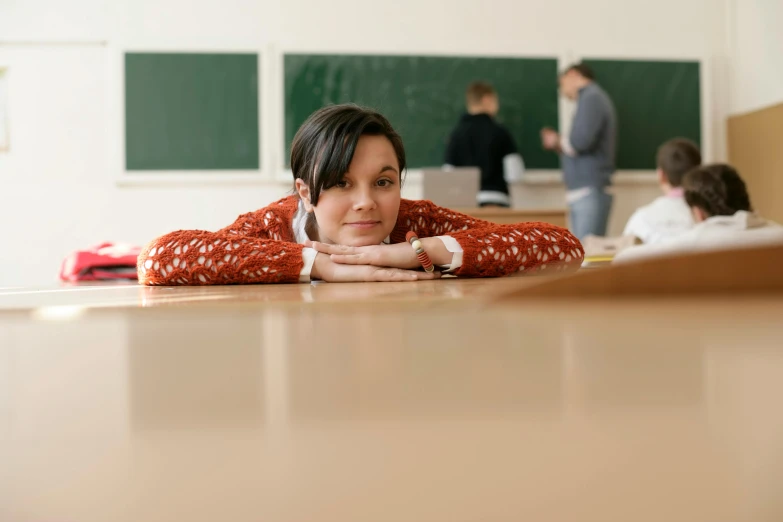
[{"left": 561, "top": 83, "right": 617, "bottom": 190}]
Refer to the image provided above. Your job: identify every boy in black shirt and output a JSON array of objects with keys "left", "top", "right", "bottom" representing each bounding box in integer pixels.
[{"left": 445, "top": 82, "right": 524, "bottom": 207}]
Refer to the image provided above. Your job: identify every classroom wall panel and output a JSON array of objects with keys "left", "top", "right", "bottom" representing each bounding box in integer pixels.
[{"left": 728, "top": 102, "right": 783, "bottom": 224}]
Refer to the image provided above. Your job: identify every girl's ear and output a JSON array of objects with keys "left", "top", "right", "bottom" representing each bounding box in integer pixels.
[
  {"left": 691, "top": 206, "right": 707, "bottom": 223},
  {"left": 295, "top": 179, "right": 314, "bottom": 212},
  {"left": 656, "top": 168, "right": 667, "bottom": 186}
]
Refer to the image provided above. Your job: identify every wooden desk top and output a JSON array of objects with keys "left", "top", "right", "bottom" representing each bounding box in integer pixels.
[
  {"left": 1, "top": 279, "right": 782, "bottom": 521},
  {"left": 0, "top": 277, "right": 544, "bottom": 310}
]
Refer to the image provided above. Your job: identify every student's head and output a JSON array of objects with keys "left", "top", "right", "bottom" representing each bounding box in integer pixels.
[
  {"left": 466, "top": 82, "right": 499, "bottom": 116},
  {"left": 683, "top": 164, "right": 752, "bottom": 223},
  {"left": 559, "top": 63, "right": 594, "bottom": 100},
  {"left": 656, "top": 138, "right": 702, "bottom": 189},
  {"left": 292, "top": 104, "right": 405, "bottom": 247}
]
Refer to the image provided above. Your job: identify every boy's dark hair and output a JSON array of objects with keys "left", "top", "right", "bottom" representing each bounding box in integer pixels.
[
  {"left": 562, "top": 63, "right": 595, "bottom": 81},
  {"left": 683, "top": 164, "right": 752, "bottom": 217},
  {"left": 656, "top": 138, "right": 702, "bottom": 187},
  {"left": 465, "top": 81, "right": 496, "bottom": 107},
  {"left": 290, "top": 104, "right": 406, "bottom": 206}
]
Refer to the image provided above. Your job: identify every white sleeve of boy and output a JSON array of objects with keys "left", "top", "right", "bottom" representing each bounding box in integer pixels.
[
  {"left": 503, "top": 153, "right": 525, "bottom": 183},
  {"left": 623, "top": 209, "right": 650, "bottom": 243}
]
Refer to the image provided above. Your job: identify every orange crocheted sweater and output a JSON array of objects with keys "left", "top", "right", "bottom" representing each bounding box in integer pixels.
[{"left": 138, "top": 196, "right": 584, "bottom": 285}]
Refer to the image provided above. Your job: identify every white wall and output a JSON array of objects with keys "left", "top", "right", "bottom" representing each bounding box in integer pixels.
[
  {"left": 0, "top": 0, "right": 730, "bottom": 286},
  {"left": 727, "top": 0, "right": 783, "bottom": 115}
]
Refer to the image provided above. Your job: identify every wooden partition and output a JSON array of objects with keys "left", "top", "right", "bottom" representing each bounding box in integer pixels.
[
  {"left": 495, "top": 243, "right": 783, "bottom": 300},
  {"left": 458, "top": 207, "right": 568, "bottom": 227},
  {"left": 728, "top": 102, "right": 783, "bottom": 224}
]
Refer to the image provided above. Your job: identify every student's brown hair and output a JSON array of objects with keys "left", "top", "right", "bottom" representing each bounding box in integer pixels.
[
  {"left": 465, "top": 82, "right": 496, "bottom": 107},
  {"left": 683, "top": 164, "right": 752, "bottom": 218},
  {"left": 656, "top": 138, "right": 702, "bottom": 187},
  {"left": 290, "top": 104, "right": 406, "bottom": 206},
  {"left": 562, "top": 63, "right": 595, "bottom": 81}
]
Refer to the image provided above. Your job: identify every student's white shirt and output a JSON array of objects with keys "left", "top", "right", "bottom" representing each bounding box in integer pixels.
[
  {"left": 503, "top": 153, "right": 525, "bottom": 184},
  {"left": 622, "top": 192, "right": 695, "bottom": 244},
  {"left": 614, "top": 211, "right": 783, "bottom": 264}
]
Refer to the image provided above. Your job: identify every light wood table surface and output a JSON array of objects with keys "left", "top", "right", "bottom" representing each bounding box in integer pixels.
[{"left": 1, "top": 278, "right": 782, "bottom": 522}]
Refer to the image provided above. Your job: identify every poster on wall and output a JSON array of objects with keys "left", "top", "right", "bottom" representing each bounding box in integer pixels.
[{"left": 0, "top": 68, "right": 8, "bottom": 152}]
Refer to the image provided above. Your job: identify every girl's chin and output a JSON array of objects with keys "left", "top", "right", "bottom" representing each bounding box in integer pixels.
[
  {"left": 344, "top": 238, "right": 385, "bottom": 247},
  {"left": 339, "top": 232, "right": 391, "bottom": 247}
]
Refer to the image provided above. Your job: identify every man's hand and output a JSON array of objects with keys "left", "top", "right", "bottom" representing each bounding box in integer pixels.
[{"left": 541, "top": 127, "right": 561, "bottom": 151}]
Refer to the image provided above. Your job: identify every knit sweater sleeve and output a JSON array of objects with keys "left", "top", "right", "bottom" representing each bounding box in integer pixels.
[
  {"left": 392, "top": 200, "right": 584, "bottom": 277},
  {"left": 137, "top": 199, "right": 304, "bottom": 286}
]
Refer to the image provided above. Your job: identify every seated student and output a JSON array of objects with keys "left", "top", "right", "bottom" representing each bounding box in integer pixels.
[
  {"left": 138, "top": 104, "right": 583, "bottom": 285},
  {"left": 623, "top": 138, "right": 701, "bottom": 243},
  {"left": 444, "top": 82, "right": 524, "bottom": 208},
  {"left": 615, "top": 164, "right": 783, "bottom": 264}
]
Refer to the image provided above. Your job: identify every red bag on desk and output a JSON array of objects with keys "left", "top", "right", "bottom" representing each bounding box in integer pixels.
[{"left": 59, "top": 242, "right": 142, "bottom": 282}]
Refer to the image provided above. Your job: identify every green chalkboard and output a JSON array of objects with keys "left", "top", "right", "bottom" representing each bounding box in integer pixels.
[
  {"left": 125, "top": 53, "right": 259, "bottom": 170},
  {"left": 583, "top": 59, "right": 701, "bottom": 170},
  {"left": 284, "top": 54, "right": 559, "bottom": 169}
]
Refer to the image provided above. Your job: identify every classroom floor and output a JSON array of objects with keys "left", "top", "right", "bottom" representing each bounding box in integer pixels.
[{"left": 1, "top": 279, "right": 783, "bottom": 522}]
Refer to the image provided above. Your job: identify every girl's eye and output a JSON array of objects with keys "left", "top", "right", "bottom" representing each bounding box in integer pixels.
[
  {"left": 335, "top": 180, "right": 348, "bottom": 189},
  {"left": 377, "top": 179, "right": 393, "bottom": 187}
]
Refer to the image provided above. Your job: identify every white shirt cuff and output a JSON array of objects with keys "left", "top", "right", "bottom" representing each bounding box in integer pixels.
[
  {"left": 503, "top": 153, "right": 525, "bottom": 183},
  {"left": 560, "top": 135, "right": 577, "bottom": 157},
  {"left": 436, "top": 236, "right": 463, "bottom": 273},
  {"left": 300, "top": 247, "right": 317, "bottom": 282}
]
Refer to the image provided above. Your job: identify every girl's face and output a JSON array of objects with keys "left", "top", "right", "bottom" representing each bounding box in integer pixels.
[{"left": 296, "top": 134, "right": 402, "bottom": 247}]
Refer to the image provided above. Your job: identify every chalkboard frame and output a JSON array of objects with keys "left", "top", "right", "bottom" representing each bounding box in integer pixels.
[{"left": 115, "top": 47, "right": 266, "bottom": 185}]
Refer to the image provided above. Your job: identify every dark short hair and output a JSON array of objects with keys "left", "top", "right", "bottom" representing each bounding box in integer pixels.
[
  {"left": 290, "top": 104, "right": 406, "bottom": 206},
  {"left": 683, "top": 164, "right": 752, "bottom": 217},
  {"left": 465, "top": 81, "right": 496, "bottom": 106},
  {"left": 656, "top": 138, "right": 702, "bottom": 187},
  {"left": 562, "top": 63, "right": 595, "bottom": 81}
]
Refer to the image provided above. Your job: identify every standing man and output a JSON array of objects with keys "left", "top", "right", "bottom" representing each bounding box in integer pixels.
[{"left": 541, "top": 63, "right": 617, "bottom": 239}]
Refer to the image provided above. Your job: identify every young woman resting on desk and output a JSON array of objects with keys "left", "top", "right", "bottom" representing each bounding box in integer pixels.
[
  {"left": 137, "top": 104, "right": 584, "bottom": 285},
  {"left": 614, "top": 163, "right": 783, "bottom": 264}
]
